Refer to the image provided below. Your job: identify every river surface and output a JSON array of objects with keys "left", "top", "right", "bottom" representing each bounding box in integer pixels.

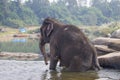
[{"left": 0, "top": 60, "right": 120, "bottom": 80}]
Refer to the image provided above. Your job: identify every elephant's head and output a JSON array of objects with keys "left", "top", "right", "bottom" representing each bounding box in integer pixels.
[
  {"left": 40, "top": 18, "right": 54, "bottom": 43},
  {"left": 39, "top": 18, "right": 58, "bottom": 65},
  {"left": 39, "top": 18, "right": 64, "bottom": 65}
]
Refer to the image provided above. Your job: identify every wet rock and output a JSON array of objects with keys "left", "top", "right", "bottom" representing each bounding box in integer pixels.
[{"left": 111, "top": 29, "right": 120, "bottom": 39}]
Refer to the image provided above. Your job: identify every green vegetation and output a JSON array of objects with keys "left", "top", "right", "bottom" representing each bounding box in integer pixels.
[
  {"left": 0, "top": 0, "right": 39, "bottom": 28},
  {"left": 82, "top": 22, "right": 120, "bottom": 39},
  {"left": 0, "top": 0, "right": 120, "bottom": 28},
  {"left": 0, "top": 40, "right": 40, "bottom": 53}
]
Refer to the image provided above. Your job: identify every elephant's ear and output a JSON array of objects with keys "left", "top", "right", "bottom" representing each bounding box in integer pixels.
[{"left": 46, "top": 23, "right": 53, "bottom": 37}]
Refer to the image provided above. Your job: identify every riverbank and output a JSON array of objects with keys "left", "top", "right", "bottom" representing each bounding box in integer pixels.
[{"left": 0, "top": 52, "right": 42, "bottom": 61}]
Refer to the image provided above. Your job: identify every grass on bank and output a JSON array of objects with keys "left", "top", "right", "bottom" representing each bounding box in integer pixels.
[{"left": 0, "top": 40, "right": 40, "bottom": 53}]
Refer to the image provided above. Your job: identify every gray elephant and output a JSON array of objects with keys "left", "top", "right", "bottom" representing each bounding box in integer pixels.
[{"left": 39, "top": 18, "right": 100, "bottom": 72}]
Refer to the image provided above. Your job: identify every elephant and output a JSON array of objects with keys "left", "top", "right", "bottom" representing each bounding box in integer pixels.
[{"left": 39, "top": 17, "right": 100, "bottom": 72}]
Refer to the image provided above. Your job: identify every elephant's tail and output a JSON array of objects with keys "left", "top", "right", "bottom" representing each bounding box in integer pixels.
[{"left": 92, "top": 48, "right": 101, "bottom": 70}]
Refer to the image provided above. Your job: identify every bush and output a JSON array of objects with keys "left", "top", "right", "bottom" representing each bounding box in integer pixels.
[{"left": 5, "top": 18, "right": 25, "bottom": 28}]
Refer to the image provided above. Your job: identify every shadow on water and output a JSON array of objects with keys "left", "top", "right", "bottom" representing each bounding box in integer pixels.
[{"left": 40, "top": 69, "right": 99, "bottom": 80}]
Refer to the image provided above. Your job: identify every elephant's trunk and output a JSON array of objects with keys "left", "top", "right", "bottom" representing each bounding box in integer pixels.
[
  {"left": 40, "top": 44, "right": 48, "bottom": 65},
  {"left": 39, "top": 38, "right": 48, "bottom": 65}
]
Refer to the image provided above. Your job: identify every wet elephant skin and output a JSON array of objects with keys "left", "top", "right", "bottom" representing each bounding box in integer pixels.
[{"left": 39, "top": 17, "right": 100, "bottom": 72}]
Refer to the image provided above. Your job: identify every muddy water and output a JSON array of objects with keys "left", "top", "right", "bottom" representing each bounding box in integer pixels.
[{"left": 0, "top": 60, "right": 120, "bottom": 80}]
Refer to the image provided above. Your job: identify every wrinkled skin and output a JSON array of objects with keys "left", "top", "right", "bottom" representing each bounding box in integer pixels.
[{"left": 39, "top": 18, "right": 101, "bottom": 72}]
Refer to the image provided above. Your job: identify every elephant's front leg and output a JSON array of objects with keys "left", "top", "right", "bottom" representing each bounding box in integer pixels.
[
  {"left": 49, "top": 56, "right": 58, "bottom": 70},
  {"left": 49, "top": 45, "right": 59, "bottom": 70}
]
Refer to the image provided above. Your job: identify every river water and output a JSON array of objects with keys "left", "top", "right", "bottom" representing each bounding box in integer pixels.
[{"left": 0, "top": 60, "right": 120, "bottom": 80}]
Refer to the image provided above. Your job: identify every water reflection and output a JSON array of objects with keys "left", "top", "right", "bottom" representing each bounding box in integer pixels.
[{"left": 41, "top": 68, "right": 99, "bottom": 80}]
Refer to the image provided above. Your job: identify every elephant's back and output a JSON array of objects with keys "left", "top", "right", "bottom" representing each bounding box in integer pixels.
[{"left": 52, "top": 25, "right": 90, "bottom": 49}]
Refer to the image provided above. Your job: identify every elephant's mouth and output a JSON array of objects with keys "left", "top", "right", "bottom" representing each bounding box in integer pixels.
[{"left": 44, "top": 39, "right": 49, "bottom": 43}]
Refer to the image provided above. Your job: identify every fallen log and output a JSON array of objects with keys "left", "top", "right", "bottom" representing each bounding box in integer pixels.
[
  {"left": 108, "top": 42, "right": 120, "bottom": 51},
  {"left": 95, "top": 45, "right": 116, "bottom": 56},
  {"left": 98, "top": 52, "right": 120, "bottom": 69},
  {"left": 92, "top": 37, "right": 120, "bottom": 45}
]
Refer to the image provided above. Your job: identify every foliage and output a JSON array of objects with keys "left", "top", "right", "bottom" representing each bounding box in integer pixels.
[
  {"left": 92, "top": 0, "right": 120, "bottom": 21},
  {"left": 82, "top": 22, "right": 120, "bottom": 39},
  {"left": 5, "top": 18, "right": 25, "bottom": 28},
  {"left": 0, "top": 0, "right": 120, "bottom": 27},
  {"left": 0, "top": 0, "right": 38, "bottom": 28},
  {"left": 76, "top": 7, "right": 109, "bottom": 26}
]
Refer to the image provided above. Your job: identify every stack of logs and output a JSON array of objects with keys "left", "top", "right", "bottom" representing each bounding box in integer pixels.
[
  {"left": 92, "top": 37, "right": 120, "bottom": 69},
  {"left": 92, "top": 37, "right": 120, "bottom": 56}
]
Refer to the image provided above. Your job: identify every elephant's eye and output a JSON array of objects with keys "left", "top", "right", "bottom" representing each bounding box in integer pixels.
[{"left": 43, "top": 21, "right": 50, "bottom": 25}]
